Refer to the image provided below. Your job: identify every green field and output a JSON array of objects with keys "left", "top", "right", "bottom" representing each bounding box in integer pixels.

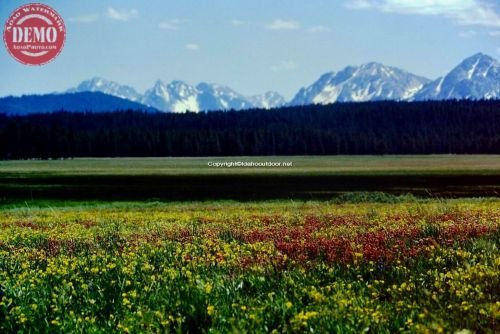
[
  {"left": 1, "top": 155, "right": 500, "bottom": 175},
  {"left": 0, "top": 199, "right": 499, "bottom": 333},
  {"left": 0, "top": 156, "right": 499, "bottom": 332},
  {"left": 0, "top": 156, "right": 499, "bottom": 201}
]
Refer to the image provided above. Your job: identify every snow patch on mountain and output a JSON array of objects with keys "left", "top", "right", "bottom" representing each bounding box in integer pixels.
[
  {"left": 196, "top": 83, "right": 254, "bottom": 111},
  {"left": 68, "top": 52, "right": 500, "bottom": 112},
  {"left": 414, "top": 53, "right": 500, "bottom": 100},
  {"left": 69, "top": 77, "right": 141, "bottom": 102},
  {"left": 289, "top": 63, "right": 430, "bottom": 105},
  {"left": 248, "top": 91, "right": 286, "bottom": 109}
]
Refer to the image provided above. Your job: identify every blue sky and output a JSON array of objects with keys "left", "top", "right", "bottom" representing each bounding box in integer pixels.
[{"left": 1, "top": 0, "right": 499, "bottom": 99}]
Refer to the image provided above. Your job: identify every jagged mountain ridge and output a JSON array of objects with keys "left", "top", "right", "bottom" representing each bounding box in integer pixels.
[
  {"left": 249, "top": 91, "right": 287, "bottom": 109},
  {"left": 413, "top": 53, "right": 499, "bottom": 100},
  {"left": 3, "top": 52, "right": 498, "bottom": 115},
  {"left": 290, "top": 53, "right": 499, "bottom": 106},
  {"left": 289, "top": 63, "right": 431, "bottom": 105},
  {"left": 68, "top": 77, "right": 142, "bottom": 102},
  {"left": 70, "top": 79, "right": 285, "bottom": 113}
]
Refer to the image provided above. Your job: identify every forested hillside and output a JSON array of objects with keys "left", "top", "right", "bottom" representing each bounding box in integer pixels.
[{"left": 1, "top": 100, "right": 499, "bottom": 158}]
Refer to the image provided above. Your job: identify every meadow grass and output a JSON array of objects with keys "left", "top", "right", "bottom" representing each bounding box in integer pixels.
[
  {"left": 0, "top": 198, "right": 498, "bottom": 333},
  {"left": 0, "top": 156, "right": 498, "bottom": 332},
  {"left": 1, "top": 156, "right": 500, "bottom": 201},
  {"left": 1, "top": 155, "right": 500, "bottom": 176}
]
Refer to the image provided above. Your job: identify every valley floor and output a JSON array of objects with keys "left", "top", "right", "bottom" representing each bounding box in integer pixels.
[
  {"left": 0, "top": 199, "right": 498, "bottom": 332},
  {"left": 1, "top": 155, "right": 499, "bottom": 201},
  {"left": 0, "top": 156, "right": 499, "bottom": 332}
]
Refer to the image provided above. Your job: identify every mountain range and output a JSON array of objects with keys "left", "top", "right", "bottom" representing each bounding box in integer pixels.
[
  {"left": 68, "top": 78, "right": 284, "bottom": 113},
  {"left": 291, "top": 53, "right": 498, "bottom": 105},
  {"left": 0, "top": 53, "right": 498, "bottom": 115}
]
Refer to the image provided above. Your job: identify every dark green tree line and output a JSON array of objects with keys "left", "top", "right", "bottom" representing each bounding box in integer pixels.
[{"left": 0, "top": 100, "right": 499, "bottom": 158}]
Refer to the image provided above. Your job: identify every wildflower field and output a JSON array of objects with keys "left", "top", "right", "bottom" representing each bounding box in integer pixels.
[{"left": 0, "top": 199, "right": 498, "bottom": 333}]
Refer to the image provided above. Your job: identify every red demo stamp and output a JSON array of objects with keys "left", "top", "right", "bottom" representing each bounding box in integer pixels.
[{"left": 3, "top": 3, "right": 66, "bottom": 66}]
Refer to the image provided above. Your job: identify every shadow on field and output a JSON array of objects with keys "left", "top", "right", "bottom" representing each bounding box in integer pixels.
[{"left": 0, "top": 174, "right": 499, "bottom": 201}]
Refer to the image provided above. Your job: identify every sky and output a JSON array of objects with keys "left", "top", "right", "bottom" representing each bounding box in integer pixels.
[{"left": 1, "top": 0, "right": 499, "bottom": 100}]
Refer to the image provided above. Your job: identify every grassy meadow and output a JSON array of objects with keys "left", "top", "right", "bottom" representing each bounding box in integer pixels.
[
  {"left": 0, "top": 156, "right": 499, "bottom": 332},
  {"left": 0, "top": 156, "right": 499, "bottom": 201},
  {"left": 1, "top": 155, "right": 500, "bottom": 175},
  {"left": 0, "top": 199, "right": 499, "bottom": 333}
]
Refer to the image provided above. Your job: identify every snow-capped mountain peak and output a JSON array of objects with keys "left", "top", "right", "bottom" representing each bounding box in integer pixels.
[
  {"left": 248, "top": 91, "right": 286, "bottom": 109},
  {"left": 141, "top": 80, "right": 199, "bottom": 112},
  {"left": 151, "top": 80, "right": 168, "bottom": 97},
  {"left": 290, "top": 62, "right": 430, "bottom": 105},
  {"left": 196, "top": 82, "right": 254, "bottom": 111},
  {"left": 67, "top": 52, "right": 499, "bottom": 113},
  {"left": 70, "top": 77, "right": 142, "bottom": 102},
  {"left": 414, "top": 53, "right": 499, "bottom": 100},
  {"left": 445, "top": 53, "right": 498, "bottom": 83}
]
